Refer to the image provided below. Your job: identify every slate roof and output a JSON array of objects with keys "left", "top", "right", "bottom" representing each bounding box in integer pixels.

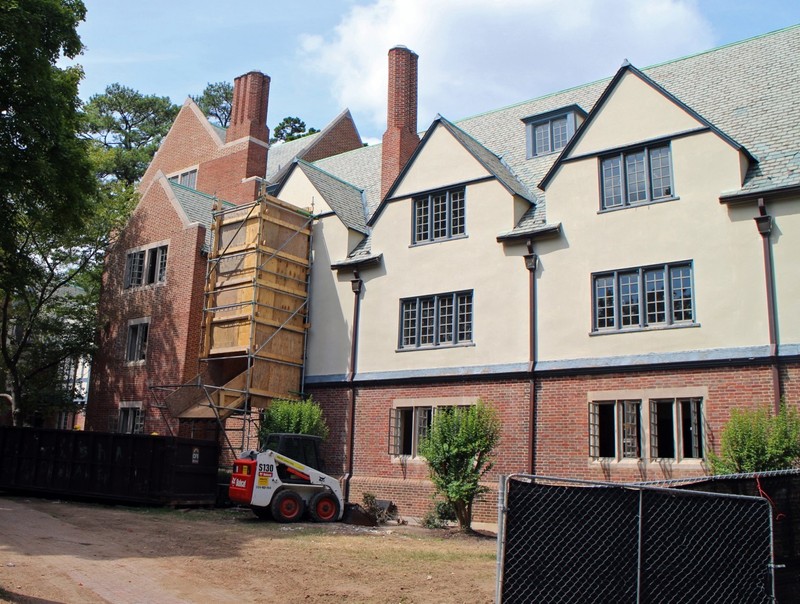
[
  {"left": 266, "top": 133, "right": 322, "bottom": 183},
  {"left": 295, "top": 160, "right": 368, "bottom": 234},
  {"left": 168, "top": 181, "right": 234, "bottom": 250},
  {"left": 306, "top": 25, "right": 800, "bottom": 252}
]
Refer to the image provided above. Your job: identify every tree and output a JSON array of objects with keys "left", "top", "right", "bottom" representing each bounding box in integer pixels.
[
  {"left": 710, "top": 404, "right": 800, "bottom": 474},
  {"left": 257, "top": 398, "right": 329, "bottom": 443},
  {"left": 270, "top": 116, "right": 319, "bottom": 144},
  {"left": 418, "top": 401, "right": 501, "bottom": 531},
  {"left": 81, "top": 83, "right": 178, "bottom": 184},
  {"left": 191, "top": 81, "right": 233, "bottom": 128},
  {"left": 0, "top": 0, "right": 134, "bottom": 424}
]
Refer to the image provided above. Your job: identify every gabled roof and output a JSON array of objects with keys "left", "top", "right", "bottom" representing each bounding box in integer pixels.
[
  {"left": 291, "top": 159, "right": 369, "bottom": 234},
  {"left": 538, "top": 62, "right": 754, "bottom": 190},
  {"left": 302, "top": 25, "right": 800, "bottom": 240},
  {"left": 266, "top": 109, "right": 362, "bottom": 185},
  {"left": 168, "top": 181, "right": 234, "bottom": 249}
]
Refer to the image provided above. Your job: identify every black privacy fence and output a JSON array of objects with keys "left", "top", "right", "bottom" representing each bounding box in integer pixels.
[{"left": 0, "top": 426, "right": 219, "bottom": 505}]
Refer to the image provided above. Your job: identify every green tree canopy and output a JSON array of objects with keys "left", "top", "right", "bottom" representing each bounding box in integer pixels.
[
  {"left": 270, "top": 116, "right": 319, "bottom": 144},
  {"left": 0, "top": 0, "right": 136, "bottom": 424},
  {"left": 81, "top": 83, "right": 178, "bottom": 184},
  {"left": 257, "top": 398, "right": 329, "bottom": 443},
  {"left": 191, "top": 81, "right": 233, "bottom": 128},
  {"left": 418, "top": 401, "right": 501, "bottom": 531}
]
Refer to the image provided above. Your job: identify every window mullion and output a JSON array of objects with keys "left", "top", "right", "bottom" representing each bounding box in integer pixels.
[
  {"left": 620, "top": 153, "right": 628, "bottom": 206},
  {"left": 613, "top": 271, "right": 621, "bottom": 330},
  {"left": 644, "top": 148, "right": 651, "bottom": 201},
  {"left": 638, "top": 268, "right": 645, "bottom": 328},
  {"left": 665, "top": 264, "right": 674, "bottom": 325}
]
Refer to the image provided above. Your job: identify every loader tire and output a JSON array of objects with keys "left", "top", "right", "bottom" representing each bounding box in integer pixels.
[
  {"left": 271, "top": 489, "right": 305, "bottom": 522},
  {"left": 309, "top": 491, "right": 340, "bottom": 522}
]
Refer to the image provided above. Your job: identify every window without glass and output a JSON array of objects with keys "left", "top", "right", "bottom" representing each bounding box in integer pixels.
[
  {"left": 124, "top": 244, "right": 168, "bottom": 289},
  {"left": 592, "top": 262, "right": 694, "bottom": 331},
  {"left": 589, "top": 400, "right": 641, "bottom": 459},
  {"left": 601, "top": 145, "right": 673, "bottom": 210},
  {"left": 650, "top": 398, "right": 703, "bottom": 459},
  {"left": 399, "top": 291, "right": 473, "bottom": 349},
  {"left": 388, "top": 406, "right": 432, "bottom": 456},
  {"left": 413, "top": 187, "right": 466, "bottom": 244},
  {"left": 125, "top": 320, "right": 149, "bottom": 363},
  {"left": 118, "top": 403, "right": 144, "bottom": 434}
]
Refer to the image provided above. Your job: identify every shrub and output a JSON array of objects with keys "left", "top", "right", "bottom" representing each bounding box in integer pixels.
[
  {"left": 710, "top": 403, "right": 800, "bottom": 474},
  {"left": 257, "top": 398, "right": 329, "bottom": 443},
  {"left": 422, "top": 500, "right": 457, "bottom": 529},
  {"left": 418, "top": 400, "right": 500, "bottom": 531}
]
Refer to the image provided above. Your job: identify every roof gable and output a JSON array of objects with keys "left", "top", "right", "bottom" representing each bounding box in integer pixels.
[{"left": 540, "top": 63, "right": 752, "bottom": 190}]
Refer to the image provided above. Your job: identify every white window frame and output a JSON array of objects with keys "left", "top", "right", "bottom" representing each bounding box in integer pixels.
[
  {"left": 388, "top": 397, "right": 479, "bottom": 458},
  {"left": 124, "top": 240, "right": 169, "bottom": 289},
  {"left": 125, "top": 317, "right": 150, "bottom": 364},
  {"left": 588, "top": 388, "right": 706, "bottom": 463}
]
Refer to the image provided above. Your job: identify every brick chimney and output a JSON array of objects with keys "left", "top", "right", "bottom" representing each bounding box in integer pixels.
[
  {"left": 226, "top": 71, "right": 270, "bottom": 143},
  {"left": 381, "top": 46, "right": 419, "bottom": 199}
]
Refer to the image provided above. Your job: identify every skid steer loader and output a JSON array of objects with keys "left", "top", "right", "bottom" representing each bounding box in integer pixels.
[{"left": 228, "top": 433, "right": 344, "bottom": 522}]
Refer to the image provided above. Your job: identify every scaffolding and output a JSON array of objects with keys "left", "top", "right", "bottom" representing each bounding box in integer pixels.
[{"left": 152, "top": 192, "right": 313, "bottom": 455}]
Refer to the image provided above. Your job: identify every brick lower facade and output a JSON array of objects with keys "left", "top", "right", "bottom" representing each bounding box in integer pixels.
[{"left": 307, "top": 360, "right": 800, "bottom": 523}]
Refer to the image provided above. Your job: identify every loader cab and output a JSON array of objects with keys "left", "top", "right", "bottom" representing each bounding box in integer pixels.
[{"left": 262, "top": 433, "right": 324, "bottom": 473}]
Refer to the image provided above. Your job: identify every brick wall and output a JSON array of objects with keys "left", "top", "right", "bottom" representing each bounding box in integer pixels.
[{"left": 303, "top": 112, "right": 363, "bottom": 164}]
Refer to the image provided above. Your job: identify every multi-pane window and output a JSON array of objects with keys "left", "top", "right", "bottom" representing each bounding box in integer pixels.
[
  {"left": 413, "top": 188, "right": 466, "bottom": 244},
  {"left": 525, "top": 110, "right": 579, "bottom": 158},
  {"left": 601, "top": 145, "right": 673, "bottom": 209},
  {"left": 118, "top": 403, "right": 144, "bottom": 434},
  {"left": 124, "top": 244, "right": 168, "bottom": 289},
  {"left": 592, "top": 262, "right": 694, "bottom": 331},
  {"left": 168, "top": 168, "right": 197, "bottom": 189},
  {"left": 388, "top": 403, "right": 474, "bottom": 457},
  {"left": 400, "top": 291, "right": 473, "bottom": 349},
  {"left": 589, "top": 400, "right": 641, "bottom": 459},
  {"left": 125, "top": 319, "right": 149, "bottom": 363},
  {"left": 590, "top": 397, "right": 704, "bottom": 461}
]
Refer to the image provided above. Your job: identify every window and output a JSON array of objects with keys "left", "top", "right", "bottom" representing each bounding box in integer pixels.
[
  {"left": 168, "top": 168, "right": 197, "bottom": 189},
  {"left": 524, "top": 107, "right": 582, "bottom": 158},
  {"left": 592, "top": 262, "right": 694, "bottom": 332},
  {"left": 601, "top": 145, "right": 673, "bottom": 209},
  {"left": 125, "top": 319, "right": 149, "bottom": 363},
  {"left": 124, "top": 244, "right": 168, "bottom": 289},
  {"left": 413, "top": 187, "right": 466, "bottom": 244},
  {"left": 118, "top": 402, "right": 144, "bottom": 434},
  {"left": 388, "top": 399, "right": 476, "bottom": 457},
  {"left": 589, "top": 394, "right": 704, "bottom": 461},
  {"left": 399, "top": 291, "right": 473, "bottom": 349}
]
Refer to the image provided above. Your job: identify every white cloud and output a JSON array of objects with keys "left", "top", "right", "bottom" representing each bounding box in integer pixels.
[{"left": 299, "top": 0, "right": 714, "bottom": 137}]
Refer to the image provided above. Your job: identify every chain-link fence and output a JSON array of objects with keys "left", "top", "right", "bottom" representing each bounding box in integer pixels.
[{"left": 497, "top": 475, "right": 775, "bottom": 603}]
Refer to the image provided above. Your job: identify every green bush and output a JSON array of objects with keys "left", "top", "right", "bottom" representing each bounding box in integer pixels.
[
  {"left": 710, "top": 404, "right": 800, "bottom": 474},
  {"left": 257, "top": 398, "right": 329, "bottom": 443},
  {"left": 418, "top": 400, "right": 500, "bottom": 531},
  {"left": 422, "top": 500, "right": 457, "bottom": 529}
]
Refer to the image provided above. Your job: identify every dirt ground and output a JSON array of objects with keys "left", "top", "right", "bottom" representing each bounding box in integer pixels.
[{"left": 0, "top": 495, "right": 497, "bottom": 603}]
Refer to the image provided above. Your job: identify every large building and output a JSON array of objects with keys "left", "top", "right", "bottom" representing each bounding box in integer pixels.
[{"left": 88, "top": 26, "right": 800, "bottom": 520}]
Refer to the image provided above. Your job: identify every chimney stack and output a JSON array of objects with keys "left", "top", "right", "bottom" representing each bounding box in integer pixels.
[
  {"left": 226, "top": 71, "right": 270, "bottom": 143},
  {"left": 381, "top": 46, "right": 419, "bottom": 199}
]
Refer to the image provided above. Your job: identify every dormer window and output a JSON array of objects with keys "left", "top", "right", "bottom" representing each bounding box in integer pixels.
[
  {"left": 523, "top": 105, "right": 585, "bottom": 159},
  {"left": 168, "top": 168, "right": 197, "bottom": 189}
]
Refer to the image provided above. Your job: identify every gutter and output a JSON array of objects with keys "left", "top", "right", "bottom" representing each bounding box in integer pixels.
[
  {"left": 524, "top": 241, "right": 538, "bottom": 474},
  {"left": 342, "top": 271, "right": 363, "bottom": 503}
]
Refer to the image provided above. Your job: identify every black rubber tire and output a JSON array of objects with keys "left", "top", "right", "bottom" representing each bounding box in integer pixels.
[
  {"left": 271, "top": 490, "right": 305, "bottom": 522},
  {"left": 309, "top": 491, "right": 340, "bottom": 522},
  {"left": 251, "top": 505, "right": 271, "bottom": 520}
]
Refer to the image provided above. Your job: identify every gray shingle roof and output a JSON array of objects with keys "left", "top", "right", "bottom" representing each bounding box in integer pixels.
[
  {"left": 266, "top": 133, "right": 322, "bottom": 182},
  {"left": 295, "top": 160, "right": 368, "bottom": 234},
  {"left": 308, "top": 25, "right": 800, "bottom": 248},
  {"left": 168, "top": 181, "right": 234, "bottom": 250}
]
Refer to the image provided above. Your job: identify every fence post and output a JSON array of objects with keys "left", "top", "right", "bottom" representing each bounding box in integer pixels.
[{"left": 496, "top": 474, "right": 507, "bottom": 604}]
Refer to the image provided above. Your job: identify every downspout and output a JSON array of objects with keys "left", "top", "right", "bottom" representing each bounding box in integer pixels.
[
  {"left": 754, "top": 198, "right": 781, "bottom": 413},
  {"left": 343, "top": 270, "right": 363, "bottom": 503},
  {"left": 524, "top": 240, "right": 538, "bottom": 474}
]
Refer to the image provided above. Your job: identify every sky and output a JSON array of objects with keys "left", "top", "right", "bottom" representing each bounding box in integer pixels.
[{"left": 70, "top": 0, "right": 800, "bottom": 144}]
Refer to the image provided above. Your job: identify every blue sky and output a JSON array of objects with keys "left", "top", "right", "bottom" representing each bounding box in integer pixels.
[{"left": 71, "top": 0, "right": 800, "bottom": 144}]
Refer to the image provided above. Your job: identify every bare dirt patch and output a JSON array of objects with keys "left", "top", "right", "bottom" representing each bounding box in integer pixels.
[{"left": 0, "top": 496, "right": 496, "bottom": 603}]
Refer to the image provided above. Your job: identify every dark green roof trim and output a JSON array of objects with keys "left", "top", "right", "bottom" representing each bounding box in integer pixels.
[
  {"left": 521, "top": 104, "right": 587, "bottom": 125},
  {"left": 538, "top": 63, "right": 755, "bottom": 191},
  {"left": 330, "top": 253, "right": 383, "bottom": 270}
]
